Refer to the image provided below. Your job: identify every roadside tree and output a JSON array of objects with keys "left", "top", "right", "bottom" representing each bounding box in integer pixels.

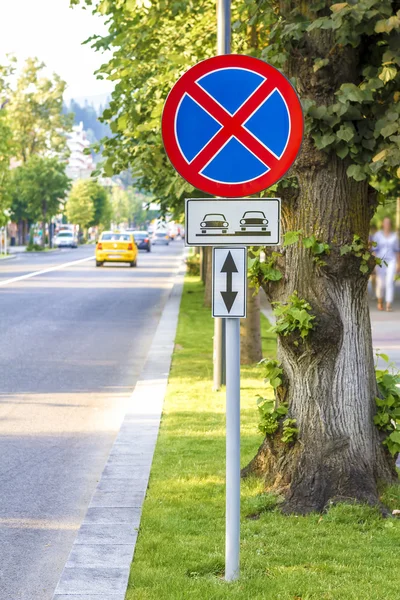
[
  {"left": 86, "top": 179, "right": 111, "bottom": 229},
  {"left": 240, "top": 0, "right": 400, "bottom": 513},
  {"left": 7, "top": 57, "right": 73, "bottom": 164},
  {"left": 0, "top": 79, "right": 13, "bottom": 225},
  {"left": 110, "top": 186, "right": 130, "bottom": 226},
  {"left": 10, "top": 156, "right": 70, "bottom": 246},
  {"left": 66, "top": 179, "right": 96, "bottom": 235}
]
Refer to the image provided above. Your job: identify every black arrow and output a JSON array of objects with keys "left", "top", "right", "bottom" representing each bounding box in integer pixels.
[{"left": 220, "top": 251, "right": 238, "bottom": 313}]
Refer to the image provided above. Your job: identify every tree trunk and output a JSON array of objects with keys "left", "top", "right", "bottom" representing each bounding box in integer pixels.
[
  {"left": 41, "top": 201, "right": 47, "bottom": 248},
  {"left": 241, "top": 3, "right": 399, "bottom": 513},
  {"left": 240, "top": 284, "right": 262, "bottom": 364},
  {"left": 41, "top": 220, "right": 46, "bottom": 247},
  {"left": 203, "top": 246, "right": 212, "bottom": 308},
  {"left": 200, "top": 247, "right": 207, "bottom": 284},
  {"left": 243, "top": 152, "right": 397, "bottom": 512},
  {"left": 23, "top": 220, "right": 29, "bottom": 245}
]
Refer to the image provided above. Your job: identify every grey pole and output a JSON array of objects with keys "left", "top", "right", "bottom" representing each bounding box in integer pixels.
[
  {"left": 217, "top": 0, "right": 231, "bottom": 54},
  {"left": 225, "top": 317, "right": 240, "bottom": 581},
  {"left": 213, "top": 317, "right": 223, "bottom": 391},
  {"left": 213, "top": 0, "right": 231, "bottom": 391},
  {"left": 216, "top": 0, "right": 238, "bottom": 580}
]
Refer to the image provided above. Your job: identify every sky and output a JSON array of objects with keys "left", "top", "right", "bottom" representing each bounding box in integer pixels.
[{"left": 0, "top": 0, "right": 114, "bottom": 105}]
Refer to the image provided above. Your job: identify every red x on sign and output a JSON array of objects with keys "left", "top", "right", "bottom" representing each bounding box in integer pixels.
[
  {"left": 185, "top": 78, "right": 279, "bottom": 175},
  {"left": 162, "top": 55, "right": 303, "bottom": 197}
]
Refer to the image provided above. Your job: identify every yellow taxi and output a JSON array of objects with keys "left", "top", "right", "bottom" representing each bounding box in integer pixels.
[{"left": 95, "top": 231, "right": 138, "bottom": 267}]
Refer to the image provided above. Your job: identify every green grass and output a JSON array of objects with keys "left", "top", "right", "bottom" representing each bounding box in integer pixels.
[{"left": 126, "top": 276, "right": 400, "bottom": 600}]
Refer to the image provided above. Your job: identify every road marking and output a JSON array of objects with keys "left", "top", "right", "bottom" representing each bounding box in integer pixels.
[{"left": 0, "top": 256, "right": 94, "bottom": 287}]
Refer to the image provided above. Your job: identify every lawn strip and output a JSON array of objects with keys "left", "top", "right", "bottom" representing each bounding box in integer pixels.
[{"left": 126, "top": 275, "right": 400, "bottom": 600}]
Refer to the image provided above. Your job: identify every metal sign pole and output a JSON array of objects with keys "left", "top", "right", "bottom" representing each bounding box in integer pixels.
[
  {"left": 225, "top": 316, "right": 240, "bottom": 581},
  {"left": 213, "top": 0, "right": 231, "bottom": 392},
  {"left": 217, "top": 0, "right": 231, "bottom": 54},
  {"left": 213, "top": 317, "right": 223, "bottom": 391},
  {"left": 212, "top": 248, "right": 245, "bottom": 581}
]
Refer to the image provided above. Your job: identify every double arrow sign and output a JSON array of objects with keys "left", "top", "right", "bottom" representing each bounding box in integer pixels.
[
  {"left": 221, "top": 251, "right": 238, "bottom": 313},
  {"left": 212, "top": 247, "right": 247, "bottom": 318}
]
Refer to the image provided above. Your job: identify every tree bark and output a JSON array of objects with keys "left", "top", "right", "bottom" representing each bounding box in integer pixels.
[
  {"left": 41, "top": 201, "right": 47, "bottom": 248},
  {"left": 243, "top": 153, "right": 397, "bottom": 512},
  {"left": 243, "top": 10, "right": 397, "bottom": 511},
  {"left": 240, "top": 285, "right": 262, "bottom": 364},
  {"left": 203, "top": 246, "right": 212, "bottom": 308},
  {"left": 200, "top": 247, "right": 207, "bottom": 284}
]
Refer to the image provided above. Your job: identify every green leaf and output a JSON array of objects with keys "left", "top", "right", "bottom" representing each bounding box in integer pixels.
[
  {"left": 303, "top": 236, "right": 315, "bottom": 249},
  {"left": 313, "top": 58, "right": 329, "bottom": 73},
  {"left": 307, "top": 17, "right": 327, "bottom": 32},
  {"left": 360, "top": 263, "right": 369, "bottom": 274},
  {"left": 347, "top": 164, "right": 367, "bottom": 181},
  {"left": 388, "top": 430, "right": 400, "bottom": 444},
  {"left": 117, "top": 114, "right": 128, "bottom": 131},
  {"left": 265, "top": 268, "right": 283, "bottom": 282},
  {"left": 379, "top": 65, "right": 397, "bottom": 84},
  {"left": 381, "top": 122, "right": 398, "bottom": 138},
  {"left": 247, "top": 257, "right": 258, "bottom": 269},
  {"left": 340, "top": 244, "right": 352, "bottom": 255},
  {"left": 314, "top": 242, "right": 328, "bottom": 255},
  {"left": 308, "top": 105, "right": 328, "bottom": 119},
  {"left": 336, "top": 124, "right": 355, "bottom": 142},
  {"left": 315, "top": 133, "right": 336, "bottom": 149},
  {"left": 283, "top": 230, "right": 302, "bottom": 246},
  {"left": 338, "top": 83, "right": 365, "bottom": 103},
  {"left": 330, "top": 2, "right": 349, "bottom": 12},
  {"left": 336, "top": 144, "right": 349, "bottom": 159}
]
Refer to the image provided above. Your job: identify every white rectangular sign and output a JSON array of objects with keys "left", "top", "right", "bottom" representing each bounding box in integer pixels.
[
  {"left": 186, "top": 198, "right": 280, "bottom": 246},
  {"left": 212, "top": 247, "right": 247, "bottom": 318}
]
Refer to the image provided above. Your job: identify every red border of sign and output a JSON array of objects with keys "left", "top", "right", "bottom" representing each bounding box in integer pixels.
[{"left": 162, "top": 55, "right": 303, "bottom": 197}]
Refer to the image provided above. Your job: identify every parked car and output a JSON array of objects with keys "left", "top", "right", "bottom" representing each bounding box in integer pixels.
[
  {"left": 95, "top": 231, "right": 138, "bottom": 267},
  {"left": 53, "top": 231, "right": 78, "bottom": 248},
  {"left": 239, "top": 211, "right": 268, "bottom": 231},
  {"left": 200, "top": 213, "right": 229, "bottom": 234},
  {"left": 132, "top": 231, "right": 151, "bottom": 252},
  {"left": 152, "top": 231, "right": 170, "bottom": 245}
]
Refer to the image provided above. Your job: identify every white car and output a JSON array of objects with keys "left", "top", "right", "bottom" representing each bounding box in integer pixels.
[{"left": 54, "top": 231, "right": 78, "bottom": 248}]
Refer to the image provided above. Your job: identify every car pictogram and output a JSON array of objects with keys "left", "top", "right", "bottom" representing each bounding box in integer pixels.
[
  {"left": 200, "top": 213, "right": 229, "bottom": 234},
  {"left": 239, "top": 211, "right": 268, "bottom": 231}
]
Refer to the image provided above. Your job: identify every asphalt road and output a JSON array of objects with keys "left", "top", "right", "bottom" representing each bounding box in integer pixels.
[{"left": 0, "top": 242, "right": 184, "bottom": 600}]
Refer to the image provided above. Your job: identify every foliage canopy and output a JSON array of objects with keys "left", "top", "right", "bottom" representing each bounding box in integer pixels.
[
  {"left": 9, "top": 156, "right": 71, "bottom": 225},
  {"left": 7, "top": 57, "right": 73, "bottom": 163},
  {"left": 72, "top": 0, "right": 400, "bottom": 210}
]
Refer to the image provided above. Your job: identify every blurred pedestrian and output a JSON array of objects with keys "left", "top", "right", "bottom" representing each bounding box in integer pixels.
[
  {"left": 8, "top": 222, "right": 17, "bottom": 246},
  {"left": 372, "top": 216, "right": 400, "bottom": 312}
]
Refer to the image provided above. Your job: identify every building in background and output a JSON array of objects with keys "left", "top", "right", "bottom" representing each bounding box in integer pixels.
[{"left": 66, "top": 122, "right": 95, "bottom": 180}]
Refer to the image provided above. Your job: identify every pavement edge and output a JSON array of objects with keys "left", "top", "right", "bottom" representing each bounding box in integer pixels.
[{"left": 52, "top": 255, "right": 187, "bottom": 600}]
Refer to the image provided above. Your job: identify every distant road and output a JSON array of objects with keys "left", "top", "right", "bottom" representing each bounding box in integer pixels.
[{"left": 0, "top": 241, "right": 184, "bottom": 600}]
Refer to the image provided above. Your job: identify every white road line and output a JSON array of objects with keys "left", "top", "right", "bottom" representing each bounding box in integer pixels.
[{"left": 0, "top": 256, "right": 94, "bottom": 287}]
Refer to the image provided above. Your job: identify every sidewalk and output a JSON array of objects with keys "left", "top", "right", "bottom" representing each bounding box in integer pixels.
[
  {"left": 260, "top": 288, "right": 400, "bottom": 368},
  {"left": 370, "top": 295, "right": 400, "bottom": 368},
  {"left": 8, "top": 246, "right": 27, "bottom": 254}
]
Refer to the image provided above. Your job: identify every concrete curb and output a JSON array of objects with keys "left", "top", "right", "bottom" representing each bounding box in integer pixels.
[
  {"left": 53, "top": 258, "right": 186, "bottom": 600},
  {"left": 24, "top": 249, "right": 64, "bottom": 255},
  {"left": 0, "top": 254, "right": 17, "bottom": 261}
]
